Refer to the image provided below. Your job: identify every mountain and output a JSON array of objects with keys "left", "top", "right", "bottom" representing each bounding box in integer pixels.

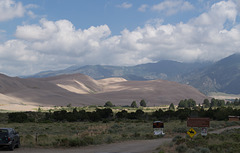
[
  {"left": 27, "top": 54, "right": 240, "bottom": 95},
  {"left": 182, "top": 54, "right": 240, "bottom": 94},
  {"left": 29, "top": 60, "right": 207, "bottom": 81},
  {"left": 0, "top": 73, "right": 207, "bottom": 111}
]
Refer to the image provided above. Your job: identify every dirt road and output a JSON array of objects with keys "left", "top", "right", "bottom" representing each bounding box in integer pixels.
[
  {"left": 1, "top": 126, "right": 240, "bottom": 153},
  {"left": 209, "top": 125, "right": 240, "bottom": 134},
  {"left": 0, "top": 138, "right": 172, "bottom": 153}
]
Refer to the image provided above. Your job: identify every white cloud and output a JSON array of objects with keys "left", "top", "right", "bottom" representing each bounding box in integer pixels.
[
  {"left": 0, "top": 0, "right": 38, "bottom": 22},
  {"left": 0, "top": 0, "right": 240, "bottom": 76},
  {"left": 117, "top": 2, "right": 132, "bottom": 9},
  {"left": 0, "top": 0, "right": 25, "bottom": 21},
  {"left": 27, "top": 11, "right": 37, "bottom": 19},
  {"left": 192, "top": 1, "right": 237, "bottom": 27},
  {"left": 25, "top": 4, "right": 38, "bottom": 9},
  {"left": 152, "top": 0, "right": 194, "bottom": 15},
  {"left": 138, "top": 4, "right": 148, "bottom": 12}
]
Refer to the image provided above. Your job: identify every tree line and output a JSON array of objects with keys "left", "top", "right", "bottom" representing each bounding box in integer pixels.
[
  {"left": 7, "top": 106, "right": 240, "bottom": 123},
  {"left": 176, "top": 98, "right": 240, "bottom": 109},
  {"left": 104, "top": 99, "right": 147, "bottom": 108}
]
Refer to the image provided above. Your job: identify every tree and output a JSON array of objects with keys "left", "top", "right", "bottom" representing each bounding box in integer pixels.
[
  {"left": 234, "top": 98, "right": 239, "bottom": 106},
  {"left": 131, "top": 101, "right": 138, "bottom": 108},
  {"left": 169, "top": 103, "right": 175, "bottom": 111},
  {"left": 210, "top": 98, "right": 217, "bottom": 107},
  {"left": 140, "top": 99, "right": 147, "bottom": 107},
  {"left": 203, "top": 99, "right": 210, "bottom": 108},
  {"left": 188, "top": 99, "right": 196, "bottom": 108},
  {"left": 178, "top": 100, "right": 188, "bottom": 108},
  {"left": 217, "top": 100, "right": 225, "bottom": 107},
  {"left": 104, "top": 101, "right": 114, "bottom": 107},
  {"left": 178, "top": 99, "right": 196, "bottom": 108}
]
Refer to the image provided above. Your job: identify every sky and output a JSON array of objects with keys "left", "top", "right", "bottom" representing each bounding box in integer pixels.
[{"left": 0, "top": 0, "right": 240, "bottom": 76}]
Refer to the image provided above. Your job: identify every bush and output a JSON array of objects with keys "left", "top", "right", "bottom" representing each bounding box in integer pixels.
[
  {"left": 176, "top": 144, "right": 188, "bottom": 153},
  {"left": 105, "top": 135, "right": 114, "bottom": 143},
  {"left": 133, "top": 132, "right": 140, "bottom": 138},
  {"left": 54, "top": 136, "right": 94, "bottom": 147},
  {"left": 173, "top": 127, "right": 187, "bottom": 133},
  {"left": 8, "top": 112, "right": 28, "bottom": 123},
  {"left": 196, "top": 147, "right": 211, "bottom": 153},
  {"left": 172, "top": 135, "right": 183, "bottom": 142}
]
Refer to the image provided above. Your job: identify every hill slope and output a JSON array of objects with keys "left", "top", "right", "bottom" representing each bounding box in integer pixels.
[
  {"left": 183, "top": 54, "right": 240, "bottom": 94},
  {"left": 0, "top": 73, "right": 207, "bottom": 110}
]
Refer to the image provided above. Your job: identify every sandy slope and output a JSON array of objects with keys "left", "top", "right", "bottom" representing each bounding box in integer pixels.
[{"left": 0, "top": 73, "right": 208, "bottom": 111}]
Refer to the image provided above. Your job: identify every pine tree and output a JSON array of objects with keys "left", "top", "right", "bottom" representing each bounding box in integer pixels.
[
  {"left": 140, "top": 99, "right": 147, "bottom": 107},
  {"left": 131, "top": 101, "right": 138, "bottom": 108},
  {"left": 169, "top": 103, "right": 175, "bottom": 111}
]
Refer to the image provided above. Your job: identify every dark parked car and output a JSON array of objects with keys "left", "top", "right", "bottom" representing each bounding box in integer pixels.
[{"left": 0, "top": 128, "right": 20, "bottom": 151}]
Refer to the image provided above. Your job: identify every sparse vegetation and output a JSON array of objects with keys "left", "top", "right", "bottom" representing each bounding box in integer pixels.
[
  {"left": 157, "top": 128, "right": 240, "bottom": 153},
  {"left": 1, "top": 97, "right": 240, "bottom": 150}
]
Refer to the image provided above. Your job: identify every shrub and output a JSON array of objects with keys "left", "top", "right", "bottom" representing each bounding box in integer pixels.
[
  {"left": 145, "top": 133, "right": 154, "bottom": 139},
  {"left": 172, "top": 135, "right": 182, "bottom": 142},
  {"left": 173, "top": 127, "right": 187, "bottom": 133},
  {"left": 196, "top": 147, "right": 211, "bottom": 153},
  {"left": 105, "top": 135, "right": 114, "bottom": 143},
  {"left": 133, "top": 132, "right": 140, "bottom": 138},
  {"left": 176, "top": 144, "right": 188, "bottom": 153},
  {"left": 8, "top": 112, "right": 28, "bottom": 123},
  {"left": 175, "top": 138, "right": 186, "bottom": 145},
  {"left": 24, "top": 134, "right": 34, "bottom": 145}
]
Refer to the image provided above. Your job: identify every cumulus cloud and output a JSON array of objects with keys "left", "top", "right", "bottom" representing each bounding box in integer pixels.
[
  {"left": 0, "top": 0, "right": 240, "bottom": 76},
  {"left": 152, "top": 0, "right": 194, "bottom": 15},
  {"left": 0, "top": 0, "right": 25, "bottom": 21},
  {"left": 117, "top": 2, "right": 132, "bottom": 9},
  {"left": 0, "top": 0, "right": 37, "bottom": 22}
]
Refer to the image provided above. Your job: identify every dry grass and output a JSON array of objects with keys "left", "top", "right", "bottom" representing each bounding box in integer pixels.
[{"left": 0, "top": 121, "right": 156, "bottom": 147}]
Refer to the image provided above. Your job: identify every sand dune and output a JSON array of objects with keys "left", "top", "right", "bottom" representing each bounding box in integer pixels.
[{"left": 0, "top": 73, "right": 208, "bottom": 111}]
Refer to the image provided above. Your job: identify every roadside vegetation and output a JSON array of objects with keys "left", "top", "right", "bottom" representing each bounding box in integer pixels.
[
  {"left": 0, "top": 98, "right": 239, "bottom": 149},
  {"left": 157, "top": 127, "right": 240, "bottom": 153}
]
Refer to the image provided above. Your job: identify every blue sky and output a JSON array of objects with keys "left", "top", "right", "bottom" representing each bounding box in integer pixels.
[{"left": 0, "top": 0, "right": 240, "bottom": 76}]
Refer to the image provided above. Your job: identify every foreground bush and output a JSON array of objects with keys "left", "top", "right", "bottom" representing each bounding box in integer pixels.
[{"left": 168, "top": 128, "right": 240, "bottom": 153}]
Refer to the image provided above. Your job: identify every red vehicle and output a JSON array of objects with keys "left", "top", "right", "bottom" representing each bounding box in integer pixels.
[{"left": 0, "top": 128, "right": 20, "bottom": 151}]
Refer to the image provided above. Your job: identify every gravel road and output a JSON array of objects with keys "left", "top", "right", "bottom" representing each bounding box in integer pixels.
[
  {"left": 0, "top": 138, "right": 172, "bottom": 153},
  {"left": 1, "top": 126, "right": 239, "bottom": 153}
]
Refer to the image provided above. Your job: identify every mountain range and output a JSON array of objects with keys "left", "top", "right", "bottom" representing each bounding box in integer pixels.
[
  {"left": 29, "top": 54, "right": 240, "bottom": 95},
  {"left": 182, "top": 54, "right": 240, "bottom": 94},
  {"left": 30, "top": 60, "right": 208, "bottom": 81}
]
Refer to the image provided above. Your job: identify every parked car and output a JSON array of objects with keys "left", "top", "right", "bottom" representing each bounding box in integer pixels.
[{"left": 0, "top": 128, "right": 20, "bottom": 151}]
